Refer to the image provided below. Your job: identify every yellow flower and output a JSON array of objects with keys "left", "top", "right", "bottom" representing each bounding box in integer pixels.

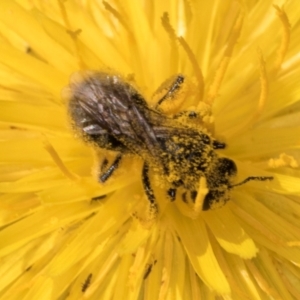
[{"left": 0, "top": 0, "right": 300, "bottom": 299}]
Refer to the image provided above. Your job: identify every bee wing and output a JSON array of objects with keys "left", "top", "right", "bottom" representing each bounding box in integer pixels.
[{"left": 70, "top": 74, "right": 163, "bottom": 157}]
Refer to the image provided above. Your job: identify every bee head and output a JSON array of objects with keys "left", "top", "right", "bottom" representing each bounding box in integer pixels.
[
  {"left": 202, "top": 158, "right": 273, "bottom": 210},
  {"left": 202, "top": 157, "right": 237, "bottom": 210}
]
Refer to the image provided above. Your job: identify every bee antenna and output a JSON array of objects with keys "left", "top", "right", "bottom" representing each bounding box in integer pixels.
[{"left": 229, "top": 176, "right": 273, "bottom": 189}]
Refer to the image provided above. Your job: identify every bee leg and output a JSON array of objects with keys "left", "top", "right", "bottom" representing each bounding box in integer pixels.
[
  {"left": 181, "top": 191, "right": 197, "bottom": 204},
  {"left": 167, "top": 188, "right": 176, "bottom": 201},
  {"left": 99, "top": 154, "right": 122, "bottom": 183},
  {"left": 173, "top": 110, "right": 198, "bottom": 119},
  {"left": 142, "top": 162, "right": 158, "bottom": 214},
  {"left": 101, "top": 158, "right": 109, "bottom": 171},
  {"left": 181, "top": 192, "right": 188, "bottom": 203},
  {"left": 190, "top": 190, "right": 197, "bottom": 202},
  {"left": 155, "top": 75, "right": 185, "bottom": 108}
]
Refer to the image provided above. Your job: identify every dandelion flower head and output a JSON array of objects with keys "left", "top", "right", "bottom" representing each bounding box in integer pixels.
[{"left": 0, "top": 0, "right": 300, "bottom": 299}]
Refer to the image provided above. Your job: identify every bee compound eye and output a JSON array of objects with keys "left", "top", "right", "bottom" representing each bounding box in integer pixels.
[
  {"left": 217, "top": 158, "right": 237, "bottom": 177},
  {"left": 202, "top": 190, "right": 222, "bottom": 211}
]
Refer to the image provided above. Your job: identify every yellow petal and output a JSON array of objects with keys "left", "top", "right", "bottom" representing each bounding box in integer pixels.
[{"left": 203, "top": 206, "right": 258, "bottom": 259}]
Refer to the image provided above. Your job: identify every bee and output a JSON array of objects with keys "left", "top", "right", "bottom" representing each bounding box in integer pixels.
[{"left": 67, "top": 72, "right": 273, "bottom": 212}]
